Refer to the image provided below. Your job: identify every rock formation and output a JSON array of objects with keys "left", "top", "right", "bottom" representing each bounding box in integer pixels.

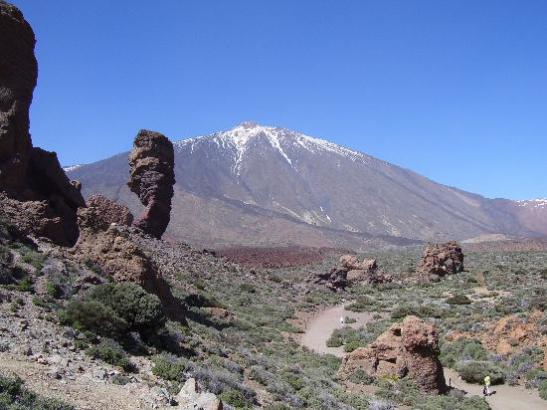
[
  {"left": 339, "top": 316, "right": 447, "bottom": 393},
  {"left": 72, "top": 194, "right": 184, "bottom": 320},
  {"left": 73, "top": 197, "right": 157, "bottom": 291},
  {"left": 417, "top": 241, "right": 464, "bottom": 281},
  {"left": 82, "top": 195, "right": 134, "bottom": 229},
  {"left": 0, "top": 1, "right": 84, "bottom": 245},
  {"left": 174, "top": 378, "right": 223, "bottom": 410},
  {"left": 312, "top": 267, "right": 348, "bottom": 292},
  {"left": 128, "top": 130, "right": 175, "bottom": 239},
  {"left": 313, "top": 254, "right": 392, "bottom": 290}
]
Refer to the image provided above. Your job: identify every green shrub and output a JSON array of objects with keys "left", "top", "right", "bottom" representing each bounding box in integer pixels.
[
  {"left": 439, "top": 339, "right": 488, "bottom": 368},
  {"left": 446, "top": 294, "right": 472, "bottom": 305},
  {"left": 346, "top": 295, "right": 375, "bottom": 312},
  {"left": 87, "top": 339, "right": 135, "bottom": 372},
  {"left": 0, "top": 373, "right": 74, "bottom": 409},
  {"left": 59, "top": 283, "right": 165, "bottom": 339},
  {"left": 22, "top": 252, "right": 44, "bottom": 270},
  {"left": 326, "top": 330, "right": 343, "bottom": 347},
  {"left": 539, "top": 380, "right": 547, "bottom": 400},
  {"left": 419, "top": 394, "right": 490, "bottom": 410},
  {"left": 348, "top": 369, "right": 375, "bottom": 385},
  {"left": 376, "top": 378, "right": 420, "bottom": 406},
  {"left": 16, "top": 277, "right": 34, "bottom": 293},
  {"left": 456, "top": 361, "right": 504, "bottom": 385},
  {"left": 151, "top": 354, "right": 188, "bottom": 381},
  {"left": 59, "top": 299, "right": 128, "bottom": 338},
  {"left": 219, "top": 389, "right": 248, "bottom": 408},
  {"left": 344, "top": 340, "right": 361, "bottom": 353},
  {"left": 46, "top": 282, "right": 63, "bottom": 299}
]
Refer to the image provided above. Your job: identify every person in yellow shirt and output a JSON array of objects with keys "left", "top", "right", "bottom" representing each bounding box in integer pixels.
[{"left": 483, "top": 375, "right": 491, "bottom": 396}]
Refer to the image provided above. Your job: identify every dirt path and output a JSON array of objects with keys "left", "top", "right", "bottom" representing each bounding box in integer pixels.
[
  {"left": 299, "top": 304, "right": 546, "bottom": 410},
  {"left": 445, "top": 368, "right": 545, "bottom": 410},
  {"left": 299, "top": 303, "right": 378, "bottom": 357},
  {"left": 0, "top": 353, "right": 150, "bottom": 410}
]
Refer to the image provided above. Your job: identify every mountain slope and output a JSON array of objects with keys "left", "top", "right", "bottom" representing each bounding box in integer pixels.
[{"left": 67, "top": 122, "right": 544, "bottom": 249}]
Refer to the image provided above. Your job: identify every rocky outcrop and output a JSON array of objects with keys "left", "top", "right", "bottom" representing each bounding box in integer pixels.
[
  {"left": 417, "top": 242, "right": 464, "bottom": 281},
  {"left": 83, "top": 195, "right": 134, "bottom": 230},
  {"left": 0, "top": 1, "right": 84, "bottom": 245},
  {"left": 313, "top": 255, "right": 392, "bottom": 290},
  {"left": 339, "top": 316, "right": 447, "bottom": 393},
  {"left": 128, "top": 130, "right": 175, "bottom": 239},
  {"left": 174, "top": 378, "right": 223, "bottom": 410},
  {"left": 73, "top": 200, "right": 157, "bottom": 291},
  {"left": 0, "top": 0, "right": 37, "bottom": 190},
  {"left": 72, "top": 195, "right": 183, "bottom": 320},
  {"left": 312, "top": 268, "right": 348, "bottom": 292}
]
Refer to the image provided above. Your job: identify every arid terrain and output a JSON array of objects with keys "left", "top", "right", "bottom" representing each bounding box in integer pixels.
[{"left": 0, "top": 2, "right": 546, "bottom": 410}]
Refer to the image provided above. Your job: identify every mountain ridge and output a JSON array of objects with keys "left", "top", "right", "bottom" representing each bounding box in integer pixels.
[{"left": 66, "top": 123, "right": 547, "bottom": 249}]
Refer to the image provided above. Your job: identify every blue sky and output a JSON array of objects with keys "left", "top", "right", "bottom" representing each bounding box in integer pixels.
[{"left": 13, "top": 0, "right": 547, "bottom": 200}]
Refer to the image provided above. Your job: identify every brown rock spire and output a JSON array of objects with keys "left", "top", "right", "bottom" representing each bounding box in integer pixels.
[{"left": 128, "top": 129, "right": 175, "bottom": 238}]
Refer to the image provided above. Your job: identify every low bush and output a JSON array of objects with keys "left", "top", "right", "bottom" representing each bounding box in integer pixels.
[
  {"left": 151, "top": 354, "right": 189, "bottom": 381},
  {"left": 346, "top": 296, "right": 375, "bottom": 312},
  {"left": 219, "top": 389, "right": 248, "bottom": 408},
  {"left": 376, "top": 378, "right": 421, "bottom": 406},
  {"left": 539, "top": 380, "right": 547, "bottom": 400},
  {"left": 419, "top": 394, "right": 490, "bottom": 410},
  {"left": 0, "top": 373, "right": 74, "bottom": 410},
  {"left": 59, "top": 283, "right": 166, "bottom": 340},
  {"left": 446, "top": 294, "right": 472, "bottom": 305},
  {"left": 439, "top": 339, "right": 489, "bottom": 368},
  {"left": 87, "top": 339, "right": 135, "bottom": 372},
  {"left": 456, "top": 361, "right": 505, "bottom": 385},
  {"left": 348, "top": 369, "right": 375, "bottom": 385}
]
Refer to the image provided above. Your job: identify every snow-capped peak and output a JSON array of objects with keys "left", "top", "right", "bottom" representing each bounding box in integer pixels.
[
  {"left": 173, "top": 122, "right": 376, "bottom": 175},
  {"left": 516, "top": 198, "right": 547, "bottom": 209}
]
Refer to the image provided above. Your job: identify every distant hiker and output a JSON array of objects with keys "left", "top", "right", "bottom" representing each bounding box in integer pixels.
[
  {"left": 340, "top": 316, "right": 345, "bottom": 325},
  {"left": 483, "top": 375, "right": 491, "bottom": 396}
]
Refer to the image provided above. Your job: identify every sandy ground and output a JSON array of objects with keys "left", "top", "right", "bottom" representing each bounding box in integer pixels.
[
  {"left": 445, "top": 368, "right": 545, "bottom": 410},
  {"left": 299, "top": 303, "right": 378, "bottom": 357},
  {"left": 299, "top": 303, "right": 546, "bottom": 410},
  {"left": 0, "top": 353, "right": 150, "bottom": 410}
]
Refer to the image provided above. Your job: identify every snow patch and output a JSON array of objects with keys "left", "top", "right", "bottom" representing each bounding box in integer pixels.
[
  {"left": 173, "top": 122, "right": 383, "bottom": 175},
  {"left": 63, "top": 165, "right": 82, "bottom": 173},
  {"left": 516, "top": 198, "right": 547, "bottom": 209}
]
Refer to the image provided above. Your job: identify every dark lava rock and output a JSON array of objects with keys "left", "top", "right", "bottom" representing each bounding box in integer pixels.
[{"left": 0, "top": 1, "right": 84, "bottom": 245}]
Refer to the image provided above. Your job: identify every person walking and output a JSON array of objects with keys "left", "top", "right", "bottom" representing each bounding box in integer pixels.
[
  {"left": 483, "top": 375, "right": 491, "bottom": 396},
  {"left": 339, "top": 316, "right": 345, "bottom": 325}
]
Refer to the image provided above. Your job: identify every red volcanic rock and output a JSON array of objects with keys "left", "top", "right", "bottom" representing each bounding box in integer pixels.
[
  {"left": 72, "top": 196, "right": 183, "bottom": 320},
  {"left": 0, "top": 2, "right": 84, "bottom": 245},
  {"left": 82, "top": 195, "right": 134, "bottom": 231},
  {"left": 417, "top": 241, "right": 464, "bottom": 281},
  {"left": 128, "top": 130, "right": 175, "bottom": 239},
  {"left": 339, "top": 316, "right": 447, "bottom": 393},
  {"left": 0, "top": 0, "right": 37, "bottom": 190}
]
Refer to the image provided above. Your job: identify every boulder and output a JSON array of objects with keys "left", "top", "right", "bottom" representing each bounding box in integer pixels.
[
  {"left": 128, "top": 129, "right": 175, "bottom": 239},
  {"left": 417, "top": 242, "right": 464, "bottom": 281},
  {"left": 175, "top": 378, "right": 223, "bottom": 410},
  {"left": 339, "top": 316, "right": 447, "bottom": 393},
  {"left": 0, "top": 1, "right": 84, "bottom": 245}
]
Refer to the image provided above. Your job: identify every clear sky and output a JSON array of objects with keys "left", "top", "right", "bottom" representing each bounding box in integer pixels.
[{"left": 12, "top": 0, "right": 547, "bottom": 200}]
